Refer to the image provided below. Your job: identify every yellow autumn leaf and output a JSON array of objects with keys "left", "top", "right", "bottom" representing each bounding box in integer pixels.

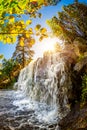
[
  {"left": 7, "top": 37, "right": 11, "bottom": 43},
  {"left": 26, "top": 20, "right": 32, "bottom": 25},
  {"left": 20, "top": 20, "right": 24, "bottom": 24},
  {"left": 26, "top": 33, "right": 30, "bottom": 38},
  {"left": 29, "top": 38, "right": 35, "bottom": 47},
  {"left": 12, "top": 36, "right": 16, "bottom": 43},
  {"left": 28, "top": 28, "right": 33, "bottom": 34},
  {"left": 20, "top": 37, "right": 24, "bottom": 46},
  {"left": 38, "top": 0, "right": 44, "bottom": 5},
  {"left": 9, "top": 16, "right": 15, "bottom": 23},
  {"left": 39, "top": 36, "right": 44, "bottom": 41},
  {"left": 1, "top": 20, "right": 4, "bottom": 24},
  {"left": 20, "top": 40, "right": 24, "bottom": 46},
  {"left": 35, "top": 24, "right": 41, "bottom": 31},
  {"left": 31, "top": 38, "right": 35, "bottom": 45},
  {"left": 0, "top": 36, "right": 2, "bottom": 40},
  {"left": 40, "top": 28, "right": 47, "bottom": 34},
  {"left": 30, "top": 0, "right": 37, "bottom": 2},
  {"left": 17, "top": 26, "right": 21, "bottom": 29},
  {"left": 9, "top": 9, "right": 12, "bottom": 14}
]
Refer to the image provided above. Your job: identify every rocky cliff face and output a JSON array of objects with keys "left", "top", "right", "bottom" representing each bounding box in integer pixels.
[
  {"left": 59, "top": 103, "right": 87, "bottom": 130},
  {"left": 59, "top": 56, "right": 87, "bottom": 130}
]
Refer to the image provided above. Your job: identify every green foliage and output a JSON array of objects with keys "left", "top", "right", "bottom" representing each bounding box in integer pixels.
[
  {"left": 81, "top": 74, "right": 87, "bottom": 102},
  {"left": 0, "top": 0, "right": 60, "bottom": 44},
  {"left": 47, "top": 2, "right": 87, "bottom": 44},
  {"left": 1, "top": 58, "right": 18, "bottom": 78},
  {"left": 0, "top": 58, "right": 20, "bottom": 89},
  {"left": 12, "top": 35, "right": 34, "bottom": 68}
]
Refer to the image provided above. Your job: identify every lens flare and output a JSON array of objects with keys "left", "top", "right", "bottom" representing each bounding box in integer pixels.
[
  {"left": 41, "top": 37, "right": 62, "bottom": 52},
  {"left": 33, "top": 37, "right": 63, "bottom": 59}
]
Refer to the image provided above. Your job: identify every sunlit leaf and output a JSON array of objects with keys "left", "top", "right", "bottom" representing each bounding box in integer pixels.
[
  {"left": 28, "top": 28, "right": 33, "bottom": 34},
  {"left": 26, "top": 20, "right": 32, "bottom": 25},
  {"left": 7, "top": 37, "right": 11, "bottom": 43},
  {"left": 30, "top": 38, "right": 35, "bottom": 45},
  {"left": 38, "top": 0, "right": 44, "bottom": 5},
  {"left": 20, "top": 40, "right": 24, "bottom": 46},
  {"left": 35, "top": 24, "right": 41, "bottom": 31},
  {"left": 19, "top": 37, "right": 24, "bottom": 46},
  {"left": 40, "top": 28, "right": 47, "bottom": 34},
  {"left": 0, "top": 36, "right": 2, "bottom": 40},
  {"left": 26, "top": 33, "right": 30, "bottom": 38},
  {"left": 9, "top": 16, "right": 15, "bottom": 23},
  {"left": 30, "top": 0, "right": 37, "bottom": 2},
  {"left": 39, "top": 36, "right": 44, "bottom": 41},
  {"left": 0, "top": 0, "right": 60, "bottom": 44}
]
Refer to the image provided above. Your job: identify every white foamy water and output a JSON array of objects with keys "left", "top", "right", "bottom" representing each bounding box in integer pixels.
[
  {"left": 13, "top": 51, "right": 72, "bottom": 128},
  {"left": 13, "top": 91, "right": 59, "bottom": 125}
]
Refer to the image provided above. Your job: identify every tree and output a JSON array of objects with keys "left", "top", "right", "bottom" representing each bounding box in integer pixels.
[
  {"left": 0, "top": 58, "right": 18, "bottom": 81},
  {"left": 0, "top": 0, "right": 61, "bottom": 44},
  {"left": 12, "top": 35, "right": 35, "bottom": 68},
  {"left": 47, "top": 2, "right": 87, "bottom": 44},
  {"left": 0, "top": 58, "right": 21, "bottom": 88}
]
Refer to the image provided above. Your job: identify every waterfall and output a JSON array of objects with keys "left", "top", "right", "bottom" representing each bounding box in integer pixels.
[{"left": 14, "top": 51, "right": 72, "bottom": 125}]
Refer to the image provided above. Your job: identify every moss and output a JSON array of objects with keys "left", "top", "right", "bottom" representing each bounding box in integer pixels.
[{"left": 81, "top": 74, "right": 87, "bottom": 102}]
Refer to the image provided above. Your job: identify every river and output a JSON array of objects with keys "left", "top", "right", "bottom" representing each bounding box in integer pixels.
[{"left": 0, "top": 90, "right": 59, "bottom": 130}]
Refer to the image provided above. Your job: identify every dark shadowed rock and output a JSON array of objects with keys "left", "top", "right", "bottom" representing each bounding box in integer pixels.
[{"left": 59, "top": 103, "right": 87, "bottom": 130}]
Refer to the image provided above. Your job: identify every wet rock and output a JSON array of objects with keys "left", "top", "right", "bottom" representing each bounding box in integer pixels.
[
  {"left": 59, "top": 104, "right": 87, "bottom": 130},
  {"left": 15, "top": 124, "right": 34, "bottom": 130},
  {"left": 74, "top": 56, "right": 87, "bottom": 72}
]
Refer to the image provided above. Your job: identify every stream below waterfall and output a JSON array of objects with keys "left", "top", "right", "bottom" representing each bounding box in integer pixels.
[{"left": 0, "top": 90, "right": 59, "bottom": 130}]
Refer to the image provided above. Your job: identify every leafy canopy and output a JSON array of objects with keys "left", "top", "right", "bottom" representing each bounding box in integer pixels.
[
  {"left": 0, "top": 0, "right": 60, "bottom": 44},
  {"left": 47, "top": 2, "right": 87, "bottom": 44},
  {"left": 0, "top": 58, "right": 18, "bottom": 79}
]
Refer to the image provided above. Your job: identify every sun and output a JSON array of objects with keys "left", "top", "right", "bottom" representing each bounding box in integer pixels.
[
  {"left": 33, "top": 37, "right": 63, "bottom": 59},
  {"left": 41, "top": 37, "right": 62, "bottom": 52},
  {"left": 42, "top": 38, "right": 55, "bottom": 52}
]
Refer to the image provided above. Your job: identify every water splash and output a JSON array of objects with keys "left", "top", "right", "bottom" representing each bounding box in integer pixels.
[{"left": 14, "top": 51, "right": 72, "bottom": 127}]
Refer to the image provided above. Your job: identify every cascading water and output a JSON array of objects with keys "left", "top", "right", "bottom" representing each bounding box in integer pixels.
[{"left": 13, "top": 51, "right": 72, "bottom": 129}]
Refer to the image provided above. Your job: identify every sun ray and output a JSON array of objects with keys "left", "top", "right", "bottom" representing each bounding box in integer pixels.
[{"left": 33, "top": 37, "right": 63, "bottom": 59}]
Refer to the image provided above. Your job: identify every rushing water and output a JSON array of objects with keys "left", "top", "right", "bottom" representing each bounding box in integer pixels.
[
  {"left": 0, "top": 52, "right": 72, "bottom": 130},
  {"left": 0, "top": 90, "right": 60, "bottom": 130}
]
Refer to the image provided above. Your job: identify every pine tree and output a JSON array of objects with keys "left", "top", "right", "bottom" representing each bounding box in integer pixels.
[{"left": 12, "top": 35, "right": 35, "bottom": 68}]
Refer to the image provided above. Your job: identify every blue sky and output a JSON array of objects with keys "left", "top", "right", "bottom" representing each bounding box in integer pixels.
[{"left": 0, "top": 0, "right": 87, "bottom": 60}]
